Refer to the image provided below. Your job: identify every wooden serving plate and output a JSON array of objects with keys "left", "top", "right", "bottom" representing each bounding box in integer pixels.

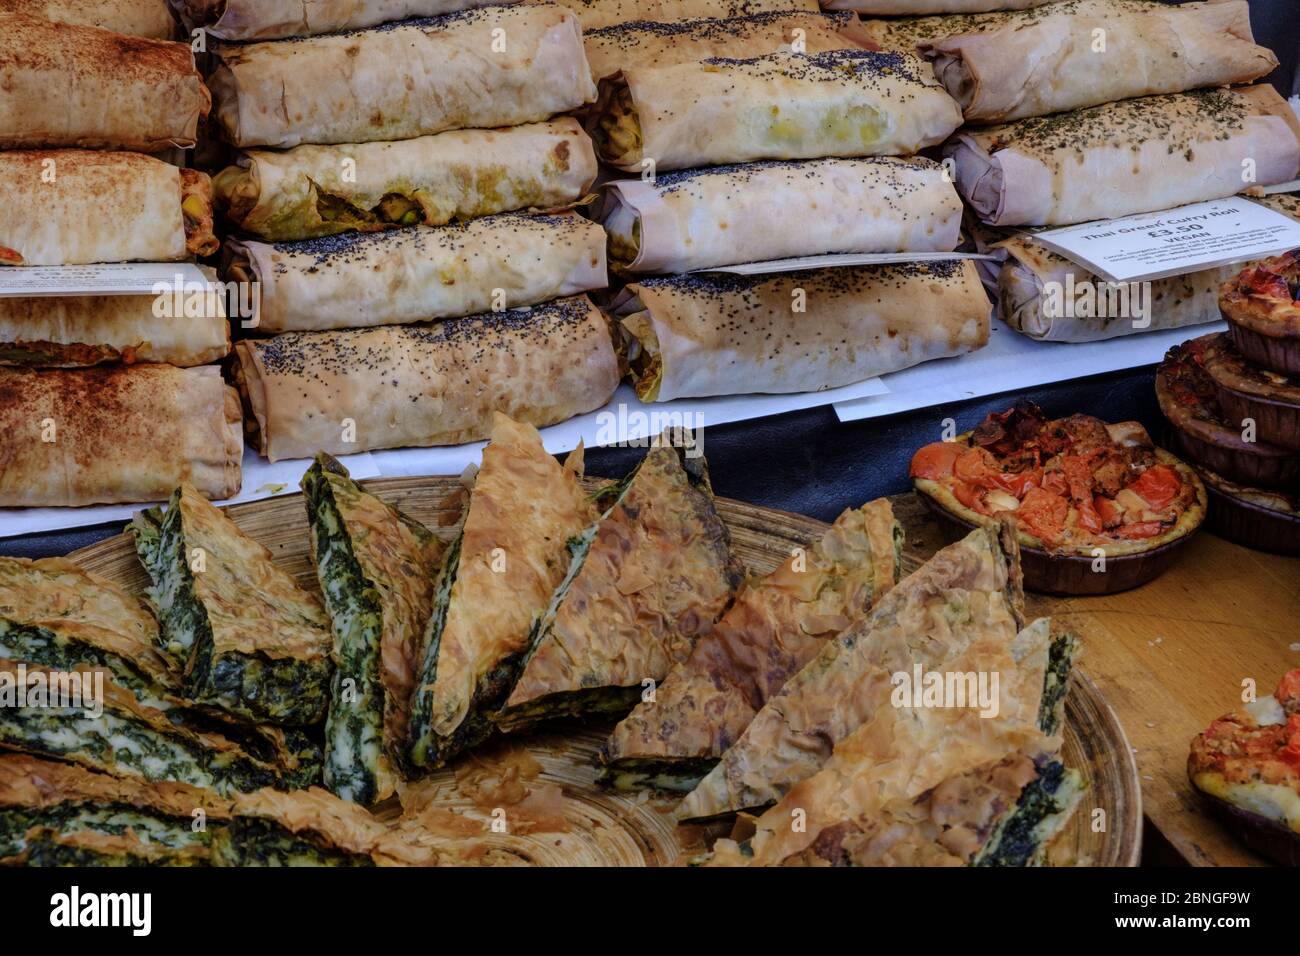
[{"left": 68, "top": 479, "right": 1142, "bottom": 867}]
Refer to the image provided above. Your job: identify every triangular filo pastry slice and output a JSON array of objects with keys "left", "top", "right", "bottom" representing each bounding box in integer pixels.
[
  {"left": 678, "top": 521, "right": 1024, "bottom": 823},
  {"left": 493, "top": 442, "right": 744, "bottom": 733},
  {"left": 600, "top": 499, "right": 902, "bottom": 791},
  {"left": 407, "top": 413, "right": 595, "bottom": 769},
  {"left": 302, "top": 453, "right": 445, "bottom": 806}
]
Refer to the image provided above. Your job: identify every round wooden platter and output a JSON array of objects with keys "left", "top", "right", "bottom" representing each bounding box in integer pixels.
[{"left": 69, "top": 478, "right": 1142, "bottom": 867}]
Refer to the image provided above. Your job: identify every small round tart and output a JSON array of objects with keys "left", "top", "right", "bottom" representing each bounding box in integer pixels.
[
  {"left": 1197, "top": 465, "right": 1300, "bottom": 517},
  {"left": 1196, "top": 461, "right": 1300, "bottom": 556},
  {"left": 1201, "top": 333, "right": 1300, "bottom": 452},
  {"left": 1155, "top": 335, "right": 1300, "bottom": 489},
  {"left": 1219, "top": 249, "right": 1300, "bottom": 374}
]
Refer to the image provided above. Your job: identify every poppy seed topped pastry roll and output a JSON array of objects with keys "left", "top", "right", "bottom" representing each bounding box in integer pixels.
[
  {"left": 948, "top": 85, "right": 1300, "bottom": 227},
  {"left": 0, "top": 14, "right": 207, "bottom": 151},
  {"left": 827, "top": 0, "right": 1053, "bottom": 12},
  {"left": 546, "top": 0, "right": 819, "bottom": 31},
  {"left": 212, "top": 120, "right": 597, "bottom": 242},
  {"left": 610, "top": 262, "right": 990, "bottom": 402},
  {"left": 224, "top": 213, "right": 607, "bottom": 333},
  {"left": 208, "top": 5, "right": 596, "bottom": 148},
  {"left": 233, "top": 296, "right": 620, "bottom": 460},
  {"left": 598, "top": 157, "right": 961, "bottom": 274},
  {"left": 589, "top": 49, "right": 963, "bottom": 172},
  {"left": 8, "top": 0, "right": 178, "bottom": 37},
  {"left": 168, "top": 0, "right": 521, "bottom": 39}
]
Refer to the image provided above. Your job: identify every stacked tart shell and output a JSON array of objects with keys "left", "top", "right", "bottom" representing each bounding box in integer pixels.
[{"left": 1219, "top": 249, "right": 1300, "bottom": 375}]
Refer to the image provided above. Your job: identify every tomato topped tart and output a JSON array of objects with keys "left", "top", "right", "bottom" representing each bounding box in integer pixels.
[
  {"left": 1219, "top": 249, "right": 1300, "bottom": 375},
  {"left": 911, "top": 402, "right": 1206, "bottom": 557}
]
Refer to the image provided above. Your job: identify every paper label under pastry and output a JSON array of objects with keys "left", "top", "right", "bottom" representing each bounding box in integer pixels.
[
  {"left": 1031, "top": 197, "right": 1300, "bottom": 284},
  {"left": 692, "top": 252, "right": 998, "bottom": 275},
  {"left": 0, "top": 263, "right": 213, "bottom": 297}
]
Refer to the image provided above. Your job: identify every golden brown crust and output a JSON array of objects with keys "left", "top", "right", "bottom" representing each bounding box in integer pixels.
[
  {"left": 0, "top": 753, "right": 231, "bottom": 818},
  {"left": 4, "top": 0, "right": 179, "bottom": 37},
  {"left": 1220, "top": 251, "right": 1300, "bottom": 342}
]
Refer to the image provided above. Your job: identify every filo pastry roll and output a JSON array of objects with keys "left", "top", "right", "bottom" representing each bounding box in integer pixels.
[
  {"left": 826, "top": 0, "right": 1053, "bottom": 11},
  {"left": 544, "top": 0, "right": 818, "bottom": 31},
  {"left": 7, "top": 0, "right": 178, "bottom": 37},
  {"left": 0, "top": 14, "right": 207, "bottom": 151},
  {"left": 213, "top": 119, "right": 597, "bottom": 242},
  {"left": 208, "top": 5, "right": 596, "bottom": 148},
  {"left": 590, "top": 49, "right": 963, "bottom": 172},
  {"left": 582, "top": 11, "right": 861, "bottom": 80},
  {"left": 233, "top": 296, "right": 620, "bottom": 460},
  {"left": 0, "top": 151, "right": 218, "bottom": 266},
  {"left": 225, "top": 213, "right": 607, "bottom": 333},
  {"left": 997, "top": 195, "right": 1300, "bottom": 343},
  {"left": 922, "top": 0, "right": 1277, "bottom": 124},
  {"left": 599, "top": 157, "right": 961, "bottom": 274},
  {"left": 169, "top": 0, "right": 520, "bottom": 39},
  {"left": 948, "top": 86, "right": 1300, "bottom": 227},
  {"left": 610, "top": 262, "right": 991, "bottom": 402},
  {"left": 0, "top": 365, "right": 242, "bottom": 507}
]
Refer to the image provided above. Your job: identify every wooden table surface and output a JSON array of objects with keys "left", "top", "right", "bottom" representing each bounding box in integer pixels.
[{"left": 894, "top": 493, "right": 1300, "bottom": 867}]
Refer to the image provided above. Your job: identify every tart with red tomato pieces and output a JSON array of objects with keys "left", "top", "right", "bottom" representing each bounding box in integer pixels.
[
  {"left": 1189, "top": 669, "right": 1300, "bottom": 866},
  {"left": 1219, "top": 249, "right": 1300, "bottom": 375},
  {"left": 910, "top": 401, "right": 1206, "bottom": 594}
]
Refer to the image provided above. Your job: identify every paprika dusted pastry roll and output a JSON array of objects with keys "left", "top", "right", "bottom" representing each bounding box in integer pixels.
[
  {"left": 208, "top": 5, "right": 596, "bottom": 149},
  {"left": 921, "top": 0, "right": 1276, "bottom": 124},
  {"left": 169, "top": 0, "right": 519, "bottom": 39},
  {"left": 212, "top": 120, "right": 597, "bottom": 242},
  {"left": 591, "top": 49, "right": 962, "bottom": 172},
  {"left": 610, "top": 263, "right": 990, "bottom": 403},
  {"left": 948, "top": 86, "right": 1300, "bottom": 227},
  {"left": 225, "top": 213, "right": 607, "bottom": 333},
  {"left": 0, "top": 365, "right": 242, "bottom": 507},
  {"left": 582, "top": 11, "right": 861, "bottom": 80},
  {"left": 547, "top": 0, "right": 818, "bottom": 31},
  {"left": 0, "top": 14, "right": 207, "bottom": 151},
  {"left": 598, "top": 157, "right": 961, "bottom": 274},
  {"left": 0, "top": 151, "right": 218, "bottom": 265},
  {"left": 233, "top": 296, "right": 620, "bottom": 460},
  {"left": 7, "top": 0, "right": 178, "bottom": 37}
]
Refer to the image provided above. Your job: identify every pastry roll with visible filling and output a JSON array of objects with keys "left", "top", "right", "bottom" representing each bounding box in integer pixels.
[
  {"left": 208, "top": 5, "right": 595, "bottom": 149},
  {"left": 168, "top": 0, "right": 520, "bottom": 39},
  {"left": 598, "top": 157, "right": 961, "bottom": 274},
  {"left": 601, "top": 499, "right": 900, "bottom": 791},
  {"left": 610, "top": 263, "right": 990, "bottom": 403},
  {"left": 678, "top": 522, "right": 1025, "bottom": 822},
  {"left": 303, "top": 455, "right": 445, "bottom": 806},
  {"left": 212, "top": 119, "right": 597, "bottom": 243},
  {"left": 947, "top": 85, "right": 1300, "bottom": 227},
  {"left": 588, "top": 49, "right": 962, "bottom": 172},
  {"left": 224, "top": 213, "right": 607, "bottom": 333},
  {"left": 0, "top": 14, "right": 207, "bottom": 151},
  {"left": 233, "top": 296, "right": 621, "bottom": 460},
  {"left": 0, "top": 150, "right": 217, "bottom": 266},
  {"left": 8, "top": 0, "right": 179, "bottom": 37},
  {"left": 546, "top": 0, "right": 818, "bottom": 32},
  {"left": 407, "top": 414, "right": 595, "bottom": 768},
  {"left": 131, "top": 484, "right": 334, "bottom": 726},
  {"left": 0, "top": 365, "right": 242, "bottom": 507},
  {"left": 494, "top": 443, "right": 744, "bottom": 733}
]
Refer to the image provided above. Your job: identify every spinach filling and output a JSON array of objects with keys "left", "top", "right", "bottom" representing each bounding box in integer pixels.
[
  {"left": 596, "top": 757, "right": 719, "bottom": 794},
  {"left": 0, "top": 618, "right": 166, "bottom": 706},
  {"left": 17, "top": 831, "right": 205, "bottom": 867},
  {"left": 304, "top": 464, "right": 388, "bottom": 806},
  {"left": 210, "top": 818, "right": 373, "bottom": 867},
  {"left": 0, "top": 802, "right": 210, "bottom": 860},
  {"left": 975, "top": 760, "right": 1085, "bottom": 867},
  {"left": 407, "top": 534, "right": 462, "bottom": 769}
]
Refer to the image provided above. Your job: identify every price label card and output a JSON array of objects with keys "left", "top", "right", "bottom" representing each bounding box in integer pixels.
[
  {"left": 1031, "top": 196, "right": 1300, "bottom": 284},
  {"left": 0, "top": 262, "right": 212, "bottom": 297}
]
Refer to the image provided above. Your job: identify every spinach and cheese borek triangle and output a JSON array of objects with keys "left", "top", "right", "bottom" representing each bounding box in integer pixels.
[
  {"left": 600, "top": 498, "right": 902, "bottom": 791},
  {"left": 303, "top": 453, "right": 445, "bottom": 806},
  {"left": 407, "top": 413, "right": 596, "bottom": 769},
  {"left": 131, "top": 483, "right": 334, "bottom": 726},
  {"left": 678, "top": 521, "right": 1025, "bottom": 822},
  {"left": 493, "top": 442, "right": 744, "bottom": 733}
]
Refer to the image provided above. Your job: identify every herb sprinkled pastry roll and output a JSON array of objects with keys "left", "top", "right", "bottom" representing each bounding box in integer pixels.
[
  {"left": 0, "top": 14, "right": 207, "bottom": 151},
  {"left": 0, "top": 365, "right": 242, "bottom": 507},
  {"left": 920, "top": 0, "right": 1276, "bottom": 124},
  {"left": 225, "top": 213, "right": 607, "bottom": 333},
  {"left": 548, "top": 0, "right": 819, "bottom": 31},
  {"left": 601, "top": 499, "right": 900, "bottom": 792},
  {"left": 0, "top": 151, "right": 217, "bottom": 266},
  {"left": 599, "top": 157, "right": 961, "bottom": 274},
  {"left": 303, "top": 455, "right": 445, "bottom": 806},
  {"left": 208, "top": 5, "right": 596, "bottom": 149},
  {"left": 948, "top": 85, "right": 1300, "bottom": 227},
  {"left": 494, "top": 443, "right": 744, "bottom": 733},
  {"left": 212, "top": 120, "right": 597, "bottom": 242},
  {"left": 7, "top": 0, "right": 178, "bottom": 37},
  {"left": 169, "top": 0, "right": 521, "bottom": 39},
  {"left": 131, "top": 484, "right": 334, "bottom": 726},
  {"left": 590, "top": 49, "right": 962, "bottom": 172},
  {"left": 610, "top": 263, "right": 990, "bottom": 403},
  {"left": 582, "top": 11, "right": 861, "bottom": 81},
  {"left": 233, "top": 296, "right": 620, "bottom": 460},
  {"left": 407, "top": 414, "right": 595, "bottom": 768}
]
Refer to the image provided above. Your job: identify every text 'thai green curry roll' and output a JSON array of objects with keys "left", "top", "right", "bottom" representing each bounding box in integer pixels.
[{"left": 303, "top": 455, "right": 445, "bottom": 806}]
